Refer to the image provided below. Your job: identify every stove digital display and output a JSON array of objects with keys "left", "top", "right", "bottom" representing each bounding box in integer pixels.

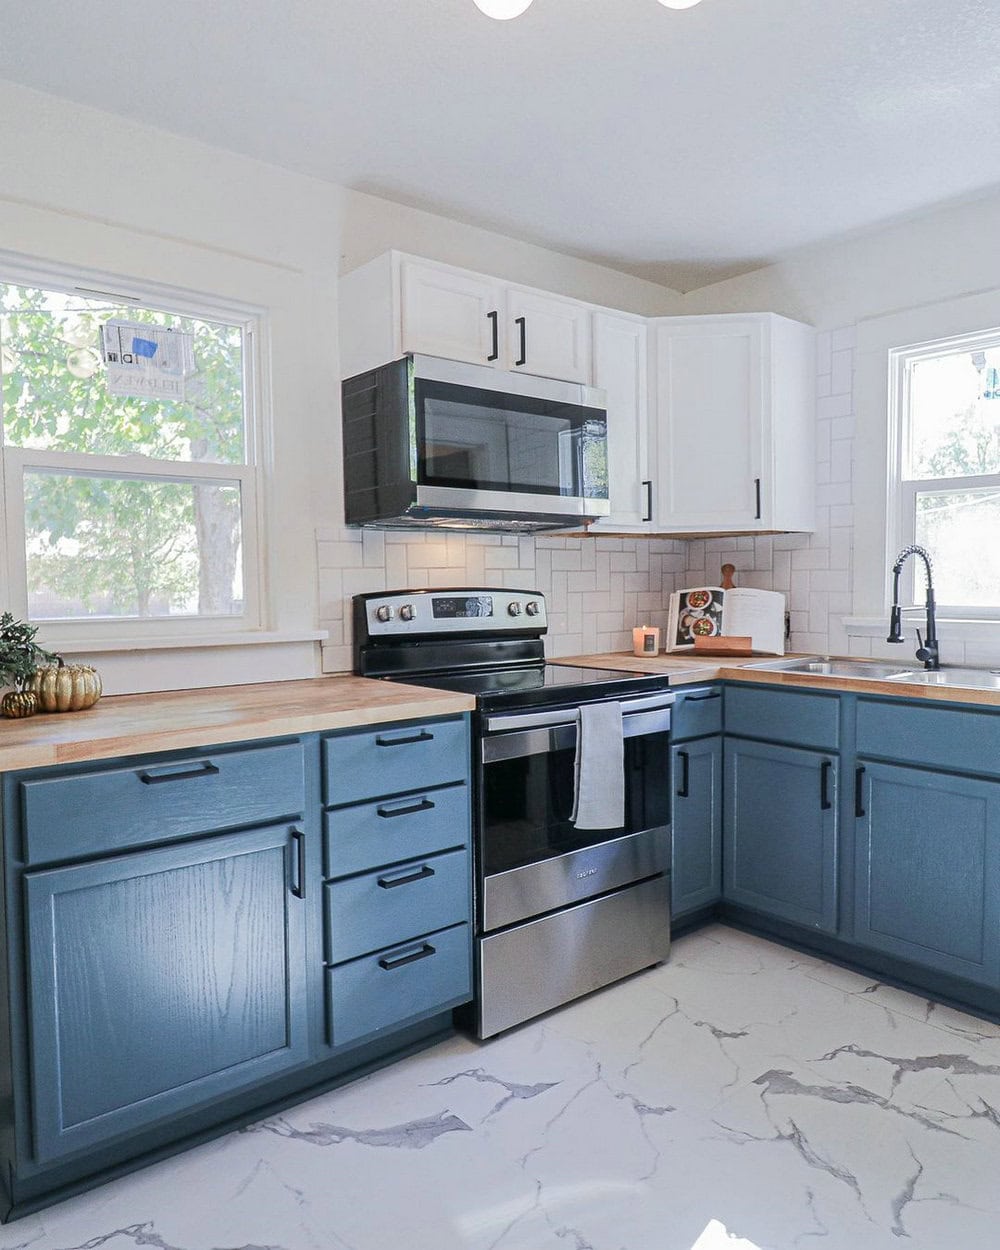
[{"left": 432, "top": 595, "right": 493, "bottom": 620}]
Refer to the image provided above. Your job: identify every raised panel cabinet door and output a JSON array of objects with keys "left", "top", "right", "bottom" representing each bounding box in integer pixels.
[
  {"left": 399, "top": 260, "right": 503, "bottom": 367},
  {"left": 589, "top": 313, "right": 651, "bottom": 530},
  {"left": 655, "top": 318, "right": 766, "bottom": 531},
  {"left": 504, "top": 288, "right": 592, "bottom": 383},
  {"left": 723, "top": 740, "right": 839, "bottom": 932},
  {"left": 24, "top": 824, "right": 310, "bottom": 1164},
  {"left": 854, "top": 762, "right": 1000, "bottom": 986},
  {"left": 671, "top": 737, "right": 722, "bottom": 921}
]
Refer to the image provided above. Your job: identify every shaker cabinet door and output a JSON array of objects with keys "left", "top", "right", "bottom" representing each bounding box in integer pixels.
[
  {"left": 400, "top": 259, "right": 503, "bottom": 367},
  {"left": 505, "top": 288, "right": 592, "bottom": 383},
  {"left": 589, "top": 312, "right": 651, "bottom": 530},
  {"left": 671, "top": 736, "right": 723, "bottom": 922},
  {"left": 24, "top": 824, "right": 310, "bottom": 1163}
]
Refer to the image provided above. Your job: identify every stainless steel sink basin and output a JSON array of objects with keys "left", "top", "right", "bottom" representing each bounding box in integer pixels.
[
  {"left": 746, "top": 657, "right": 917, "bottom": 681},
  {"left": 885, "top": 668, "right": 1000, "bottom": 691}
]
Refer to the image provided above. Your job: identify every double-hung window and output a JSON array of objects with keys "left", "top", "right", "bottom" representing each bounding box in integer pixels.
[
  {"left": 0, "top": 265, "right": 262, "bottom": 640},
  {"left": 892, "top": 330, "right": 1000, "bottom": 616}
]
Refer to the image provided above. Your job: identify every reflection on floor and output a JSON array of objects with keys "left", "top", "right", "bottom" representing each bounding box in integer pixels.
[{"left": 9, "top": 924, "right": 1000, "bottom": 1250}]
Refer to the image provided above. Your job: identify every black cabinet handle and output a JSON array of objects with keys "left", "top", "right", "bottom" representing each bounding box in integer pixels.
[
  {"left": 855, "top": 766, "right": 866, "bottom": 819},
  {"left": 820, "top": 760, "right": 833, "bottom": 811},
  {"left": 685, "top": 690, "right": 721, "bottom": 703},
  {"left": 754, "top": 477, "right": 762, "bottom": 520},
  {"left": 641, "top": 479, "right": 653, "bottom": 523},
  {"left": 290, "top": 829, "right": 306, "bottom": 899},
  {"left": 677, "top": 750, "right": 690, "bottom": 799},
  {"left": 137, "top": 761, "right": 220, "bottom": 785},
  {"left": 379, "top": 942, "right": 436, "bottom": 971},
  {"left": 514, "top": 316, "right": 527, "bottom": 366},
  {"left": 375, "top": 730, "right": 433, "bottom": 747},
  {"left": 377, "top": 864, "right": 435, "bottom": 889},
  {"left": 377, "top": 797, "right": 435, "bottom": 819},
  {"left": 487, "top": 310, "right": 499, "bottom": 362}
]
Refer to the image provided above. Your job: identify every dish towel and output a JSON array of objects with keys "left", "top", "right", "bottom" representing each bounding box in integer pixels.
[{"left": 571, "top": 700, "right": 625, "bottom": 829}]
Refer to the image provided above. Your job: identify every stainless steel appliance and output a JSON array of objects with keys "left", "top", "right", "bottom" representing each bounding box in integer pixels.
[
  {"left": 353, "top": 588, "right": 673, "bottom": 1038},
  {"left": 341, "top": 355, "right": 610, "bottom": 531}
]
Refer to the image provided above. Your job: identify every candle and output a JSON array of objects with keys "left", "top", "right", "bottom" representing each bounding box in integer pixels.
[{"left": 632, "top": 625, "right": 660, "bottom": 656}]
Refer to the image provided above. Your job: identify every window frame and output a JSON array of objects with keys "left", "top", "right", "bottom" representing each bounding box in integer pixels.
[{"left": 0, "top": 255, "right": 268, "bottom": 644}]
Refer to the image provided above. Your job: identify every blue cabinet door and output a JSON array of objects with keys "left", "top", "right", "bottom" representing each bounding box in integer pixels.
[
  {"left": 24, "top": 823, "right": 310, "bottom": 1164},
  {"left": 723, "top": 739, "right": 839, "bottom": 932},
  {"left": 854, "top": 761, "right": 1000, "bottom": 986},
  {"left": 671, "top": 736, "right": 722, "bottom": 921}
]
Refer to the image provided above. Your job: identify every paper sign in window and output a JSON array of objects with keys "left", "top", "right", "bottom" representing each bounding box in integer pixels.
[{"left": 100, "top": 319, "right": 195, "bottom": 401}]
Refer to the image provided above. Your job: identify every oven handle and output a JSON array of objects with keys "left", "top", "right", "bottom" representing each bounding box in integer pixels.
[
  {"left": 484, "top": 691, "right": 675, "bottom": 735},
  {"left": 481, "top": 707, "right": 672, "bottom": 763}
]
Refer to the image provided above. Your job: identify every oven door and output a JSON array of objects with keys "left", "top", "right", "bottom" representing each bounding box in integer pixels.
[
  {"left": 412, "top": 355, "right": 609, "bottom": 521},
  {"left": 478, "top": 697, "right": 672, "bottom": 932}
]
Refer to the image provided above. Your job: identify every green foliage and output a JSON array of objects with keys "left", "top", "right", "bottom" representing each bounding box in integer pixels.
[
  {"left": 0, "top": 612, "right": 56, "bottom": 690},
  {"left": 0, "top": 285, "right": 246, "bottom": 618},
  {"left": 920, "top": 401, "right": 1000, "bottom": 479}
]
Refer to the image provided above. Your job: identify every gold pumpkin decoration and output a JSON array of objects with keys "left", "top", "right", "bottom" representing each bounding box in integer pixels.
[
  {"left": 30, "top": 663, "right": 103, "bottom": 713},
  {"left": 2, "top": 690, "right": 38, "bottom": 718}
]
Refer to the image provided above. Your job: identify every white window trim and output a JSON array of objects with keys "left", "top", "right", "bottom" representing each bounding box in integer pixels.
[
  {"left": 0, "top": 252, "right": 271, "bottom": 646},
  {"left": 853, "top": 285, "right": 1000, "bottom": 635}
]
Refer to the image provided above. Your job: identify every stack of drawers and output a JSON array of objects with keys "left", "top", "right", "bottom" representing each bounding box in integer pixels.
[{"left": 321, "top": 717, "right": 473, "bottom": 1048}]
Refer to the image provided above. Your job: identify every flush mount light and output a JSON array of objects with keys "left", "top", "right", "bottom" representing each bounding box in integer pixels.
[
  {"left": 472, "top": 0, "right": 535, "bottom": 18},
  {"left": 656, "top": 0, "right": 705, "bottom": 7}
]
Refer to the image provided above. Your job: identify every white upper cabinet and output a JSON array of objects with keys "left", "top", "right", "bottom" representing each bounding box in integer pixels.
[
  {"left": 338, "top": 251, "right": 593, "bottom": 384},
  {"left": 589, "top": 313, "right": 652, "bottom": 531},
  {"left": 504, "top": 287, "right": 591, "bottom": 384},
  {"left": 652, "top": 314, "right": 815, "bottom": 534}
]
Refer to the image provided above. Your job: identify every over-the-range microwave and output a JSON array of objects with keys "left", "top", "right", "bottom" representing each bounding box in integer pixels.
[{"left": 341, "top": 354, "right": 610, "bottom": 532}]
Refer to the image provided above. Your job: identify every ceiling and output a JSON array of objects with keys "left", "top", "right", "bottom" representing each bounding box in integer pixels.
[{"left": 1, "top": 0, "right": 999, "bottom": 291}]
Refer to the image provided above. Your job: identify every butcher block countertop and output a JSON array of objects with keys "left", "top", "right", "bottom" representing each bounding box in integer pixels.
[
  {"left": 0, "top": 676, "right": 475, "bottom": 772},
  {"left": 557, "top": 652, "right": 1000, "bottom": 708}
]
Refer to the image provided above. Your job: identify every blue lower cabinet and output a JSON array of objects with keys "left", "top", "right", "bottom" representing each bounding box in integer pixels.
[
  {"left": 671, "top": 736, "right": 722, "bottom": 921},
  {"left": 24, "top": 823, "right": 310, "bottom": 1164},
  {"left": 327, "top": 923, "right": 472, "bottom": 1049},
  {"left": 854, "top": 761, "right": 1000, "bottom": 986},
  {"left": 723, "top": 739, "right": 839, "bottom": 932}
]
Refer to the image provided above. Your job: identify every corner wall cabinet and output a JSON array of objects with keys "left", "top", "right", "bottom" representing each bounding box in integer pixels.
[{"left": 0, "top": 715, "right": 472, "bottom": 1221}]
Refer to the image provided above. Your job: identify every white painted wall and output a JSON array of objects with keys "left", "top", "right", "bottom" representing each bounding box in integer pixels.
[{"left": 0, "top": 80, "right": 684, "bottom": 691}]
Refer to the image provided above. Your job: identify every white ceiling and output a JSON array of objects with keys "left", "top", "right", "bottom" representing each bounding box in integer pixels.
[{"left": 2, "top": 0, "right": 999, "bottom": 291}]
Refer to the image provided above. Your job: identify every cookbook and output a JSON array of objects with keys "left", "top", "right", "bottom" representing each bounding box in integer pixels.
[{"left": 667, "top": 586, "right": 786, "bottom": 655}]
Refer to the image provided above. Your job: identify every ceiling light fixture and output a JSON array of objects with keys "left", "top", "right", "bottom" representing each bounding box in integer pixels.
[{"left": 472, "top": 0, "right": 704, "bottom": 16}]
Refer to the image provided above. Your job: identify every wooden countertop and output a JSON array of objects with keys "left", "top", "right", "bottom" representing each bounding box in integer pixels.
[
  {"left": 0, "top": 676, "right": 475, "bottom": 772},
  {"left": 556, "top": 653, "right": 1000, "bottom": 708}
]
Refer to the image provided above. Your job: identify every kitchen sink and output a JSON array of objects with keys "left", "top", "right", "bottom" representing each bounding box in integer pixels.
[
  {"left": 746, "top": 657, "right": 918, "bottom": 680},
  {"left": 885, "top": 667, "right": 1000, "bottom": 691}
]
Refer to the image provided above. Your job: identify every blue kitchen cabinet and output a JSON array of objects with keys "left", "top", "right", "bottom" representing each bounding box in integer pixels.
[
  {"left": 853, "top": 761, "right": 1000, "bottom": 987},
  {"left": 671, "top": 735, "right": 723, "bottom": 922},
  {"left": 723, "top": 738, "right": 839, "bottom": 932},
  {"left": 24, "top": 822, "right": 310, "bottom": 1164}
]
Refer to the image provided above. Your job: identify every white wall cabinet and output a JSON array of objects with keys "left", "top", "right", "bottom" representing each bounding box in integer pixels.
[
  {"left": 339, "top": 251, "right": 593, "bottom": 384},
  {"left": 652, "top": 314, "right": 815, "bottom": 533},
  {"left": 589, "top": 312, "right": 652, "bottom": 532}
]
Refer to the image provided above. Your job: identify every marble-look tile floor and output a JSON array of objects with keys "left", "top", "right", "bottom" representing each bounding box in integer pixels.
[{"left": 8, "top": 924, "right": 1000, "bottom": 1250}]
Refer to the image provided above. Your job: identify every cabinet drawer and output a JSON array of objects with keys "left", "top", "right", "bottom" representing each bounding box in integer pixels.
[
  {"left": 672, "top": 686, "right": 723, "bottom": 741},
  {"left": 725, "top": 686, "right": 839, "bottom": 750},
  {"left": 324, "top": 783, "right": 469, "bottom": 879},
  {"left": 857, "top": 699, "right": 1000, "bottom": 777},
  {"left": 326, "top": 922, "right": 471, "bottom": 1049},
  {"left": 325, "top": 848, "right": 470, "bottom": 964},
  {"left": 323, "top": 718, "right": 468, "bottom": 806},
  {"left": 20, "top": 742, "right": 306, "bottom": 865}
]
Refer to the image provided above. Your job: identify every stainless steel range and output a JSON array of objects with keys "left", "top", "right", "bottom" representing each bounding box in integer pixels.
[{"left": 353, "top": 588, "right": 673, "bottom": 1038}]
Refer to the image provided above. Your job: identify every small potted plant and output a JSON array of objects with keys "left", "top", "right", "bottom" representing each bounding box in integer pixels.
[{"left": 0, "top": 613, "right": 57, "bottom": 718}]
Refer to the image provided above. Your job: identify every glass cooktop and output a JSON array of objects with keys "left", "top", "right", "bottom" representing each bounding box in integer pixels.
[{"left": 391, "top": 662, "right": 672, "bottom": 712}]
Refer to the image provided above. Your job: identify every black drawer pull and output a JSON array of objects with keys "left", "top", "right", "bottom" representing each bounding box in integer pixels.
[
  {"left": 642, "top": 479, "right": 653, "bottom": 523},
  {"left": 487, "top": 310, "right": 499, "bottom": 362},
  {"left": 515, "top": 316, "right": 527, "bottom": 367},
  {"left": 290, "top": 829, "right": 306, "bottom": 899},
  {"left": 855, "top": 766, "right": 866, "bottom": 819},
  {"left": 377, "top": 798, "right": 435, "bottom": 819},
  {"left": 137, "top": 761, "right": 220, "bottom": 785},
  {"left": 378, "top": 942, "right": 436, "bottom": 971},
  {"left": 377, "top": 864, "right": 435, "bottom": 889},
  {"left": 685, "top": 690, "right": 721, "bottom": 703},
  {"left": 820, "top": 759, "right": 833, "bottom": 811},
  {"left": 677, "top": 750, "right": 690, "bottom": 799},
  {"left": 375, "top": 730, "right": 434, "bottom": 747},
  {"left": 754, "top": 477, "right": 762, "bottom": 520}
]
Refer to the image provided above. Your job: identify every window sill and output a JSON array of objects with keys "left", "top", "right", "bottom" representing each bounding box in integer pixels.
[{"left": 46, "top": 629, "right": 328, "bottom": 655}]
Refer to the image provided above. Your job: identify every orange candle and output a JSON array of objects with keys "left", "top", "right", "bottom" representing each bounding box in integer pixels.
[{"left": 632, "top": 625, "right": 660, "bottom": 656}]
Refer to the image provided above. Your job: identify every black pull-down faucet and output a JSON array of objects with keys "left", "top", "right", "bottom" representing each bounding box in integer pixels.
[{"left": 886, "top": 545, "right": 940, "bottom": 670}]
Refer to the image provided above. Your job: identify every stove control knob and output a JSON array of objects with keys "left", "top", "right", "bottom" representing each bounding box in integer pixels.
[
  {"left": 525, "top": 600, "right": 541, "bottom": 616},
  {"left": 507, "top": 601, "right": 523, "bottom": 617},
  {"left": 399, "top": 604, "right": 415, "bottom": 622},
  {"left": 375, "top": 605, "right": 394, "bottom": 623}
]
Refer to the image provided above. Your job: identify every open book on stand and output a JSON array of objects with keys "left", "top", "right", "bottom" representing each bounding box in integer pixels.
[{"left": 667, "top": 586, "right": 786, "bottom": 655}]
